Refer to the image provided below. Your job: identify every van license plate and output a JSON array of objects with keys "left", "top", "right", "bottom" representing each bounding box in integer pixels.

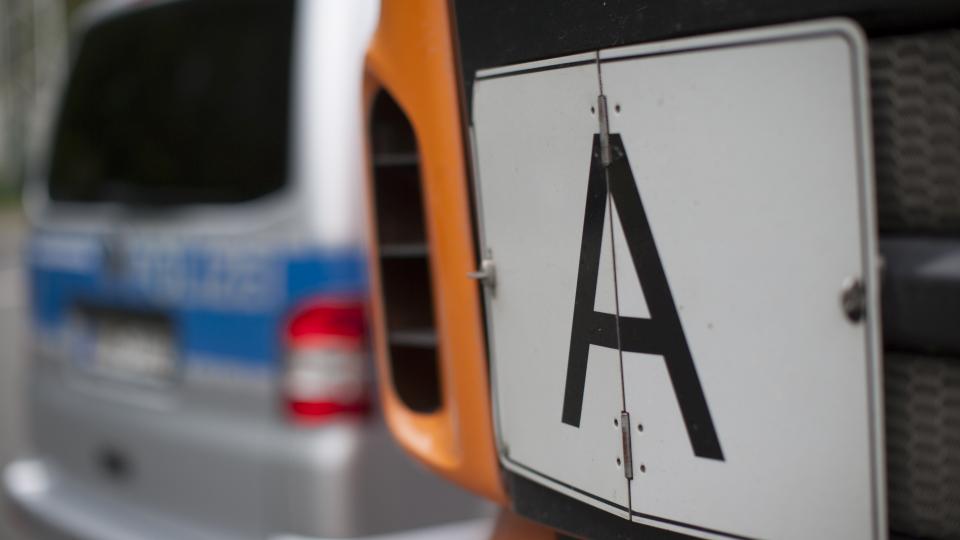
[{"left": 73, "top": 308, "right": 176, "bottom": 383}]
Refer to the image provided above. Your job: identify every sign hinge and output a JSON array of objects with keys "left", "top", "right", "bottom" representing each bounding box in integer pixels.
[
  {"left": 597, "top": 94, "right": 612, "bottom": 167},
  {"left": 620, "top": 411, "right": 633, "bottom": 480}
]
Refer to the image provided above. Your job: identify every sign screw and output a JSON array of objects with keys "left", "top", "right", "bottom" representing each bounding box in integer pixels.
[
  {"left": 468, "top": 254, "right": 497, "bottom": 292},
  {"left": 840, "top": 277, "right": 865, "bottom": 323}
]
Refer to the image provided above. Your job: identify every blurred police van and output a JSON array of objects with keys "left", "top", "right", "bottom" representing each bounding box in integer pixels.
[{"left": 2, "top": 0, "right": 487, "bottom": 539}]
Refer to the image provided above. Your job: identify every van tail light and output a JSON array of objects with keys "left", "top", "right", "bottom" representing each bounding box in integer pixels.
[{"left": 283, "top": 299, "right": 370, "bottom": 424}]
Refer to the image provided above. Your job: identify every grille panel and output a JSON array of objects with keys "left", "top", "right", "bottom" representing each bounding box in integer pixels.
[
  {"left": 370, "top": 91, "right": 443, "bottom": 413},
  {"left": 870, "top": 31, "right": 960, "bottom": 234},
  {"left": 872, "top": 30, "right": 960, "bottom": 540},
  {"left": 886, "top": 352, "right": 960, "bottom": 539}
]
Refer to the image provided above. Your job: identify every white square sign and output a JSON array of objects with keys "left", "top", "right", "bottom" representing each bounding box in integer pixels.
[{"left": 472, "top": 19, "right": 884, "bottom": 540}]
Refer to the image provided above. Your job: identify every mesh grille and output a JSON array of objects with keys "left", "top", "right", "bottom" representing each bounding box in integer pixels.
[
  {"left": 873, "top": 30, "right": 960, "bottom": 539},
  {"left": 886, "top": 352, "right": 960, "bottom": 539},
  {"left": 870, "top": 31, "right": 960, "bottom": 234}
]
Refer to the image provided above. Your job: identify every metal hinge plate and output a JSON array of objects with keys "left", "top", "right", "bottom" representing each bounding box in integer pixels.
[{"left": 620, "top": 411, "right": 633, "bottom": 480}]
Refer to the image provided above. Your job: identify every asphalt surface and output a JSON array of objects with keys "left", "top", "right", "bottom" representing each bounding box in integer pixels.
[{"left": 0, "top": 208, "right": 29, "bottom": 539}]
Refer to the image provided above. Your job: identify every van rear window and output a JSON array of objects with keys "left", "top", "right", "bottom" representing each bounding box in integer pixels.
[{"left": 48, "top": 0, "right": 294, "bottom": 205}]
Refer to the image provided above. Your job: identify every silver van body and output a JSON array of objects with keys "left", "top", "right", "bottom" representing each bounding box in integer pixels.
[{"left": 3, "top": 0, "right": 487, "bottom": 538}]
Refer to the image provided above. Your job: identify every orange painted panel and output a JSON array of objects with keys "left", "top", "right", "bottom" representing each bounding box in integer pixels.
[{"left": 364, "top": 0, "right": 506, "bottom": 504}]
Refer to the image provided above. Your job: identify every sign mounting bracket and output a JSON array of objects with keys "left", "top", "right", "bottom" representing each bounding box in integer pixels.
[
  {"left": 620, "top": 411, "right": 634, "bottom": 480},
  {"left": 597, "top": 94, "right": 612, "bottom": 167}
]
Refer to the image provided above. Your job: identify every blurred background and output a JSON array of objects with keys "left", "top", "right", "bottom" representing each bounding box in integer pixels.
[
  {"left": 1, "top": 1, "right": 69, "bottom": 537},
  {"left": 0, "top": 2, "right": 492, "bottom": 538}
]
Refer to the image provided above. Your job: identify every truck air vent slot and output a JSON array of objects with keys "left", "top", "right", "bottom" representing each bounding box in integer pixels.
[{"left": 370, "top": 91, "right": 441, "bottom": 413}]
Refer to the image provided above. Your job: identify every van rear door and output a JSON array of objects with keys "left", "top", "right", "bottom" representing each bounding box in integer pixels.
[{"left": 27, "top": 2, "right": 301, "bottom": 535}]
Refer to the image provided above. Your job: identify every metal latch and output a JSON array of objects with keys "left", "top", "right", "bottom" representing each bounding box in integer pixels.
[{"left": 468, "top": 256, "right": 496, "bottom": 292}]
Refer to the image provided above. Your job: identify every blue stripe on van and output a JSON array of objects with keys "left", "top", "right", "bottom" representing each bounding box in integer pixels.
[{"left": 28, "top": 233, "right": 367, "bottom": 368}]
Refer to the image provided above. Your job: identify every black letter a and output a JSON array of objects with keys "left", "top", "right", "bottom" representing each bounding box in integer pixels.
[{"left": 561, "top": 134, "right": 724, "bottom": 461}]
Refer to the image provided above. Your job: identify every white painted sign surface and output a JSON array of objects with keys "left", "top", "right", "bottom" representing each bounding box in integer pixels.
[
  {"left": 472, "top": 52, "right": 631, "bottom": 515},
  {"left": 472, "top": 20, "right": 883, "bottom": 540}
]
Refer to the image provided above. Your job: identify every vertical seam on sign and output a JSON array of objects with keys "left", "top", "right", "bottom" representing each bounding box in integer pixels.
[
  {"left": 606, "top": 144, "right": 626, "bottom": 408},
  {"left": 597, "top": 52, "right": 627, "bottom": 414},
  {"left": 596, "top": 50, "right": 605, "bottom": 95},
  {"left": 597, "top": 49, "right": 634, "bottom": 509}
]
